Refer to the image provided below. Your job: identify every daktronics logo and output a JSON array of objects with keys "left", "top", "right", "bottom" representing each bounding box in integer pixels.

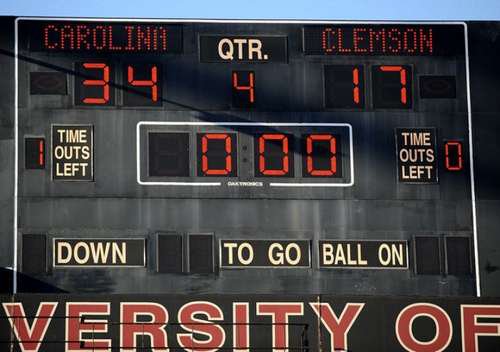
[{"left": 1, "top": 300, "right": 500, "bottom": 351}]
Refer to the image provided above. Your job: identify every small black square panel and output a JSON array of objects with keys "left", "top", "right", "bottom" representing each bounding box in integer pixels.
[
  {"left": 22, "top": 234, "right": 46, "bottom": 274},
  {"left": 148, "top": 133, "right": 190, "bottom": 177},
  {"left": 157, "top": 233, "right": 183, "bottom": 273},
  {"left": 30, "top": 72, "right": 67, "bottom": 95},
  {"left": 189, "top": 234, "right": 214, "bottom": 273},
  {"left": 446, "top": 237, "right": 471, "bottom": 275},
  {"left": 414, "top": 236, "right": 441, "bottom": 275},
  {"left": 420, "top": 76, "right": 456, "bottom": 99}
]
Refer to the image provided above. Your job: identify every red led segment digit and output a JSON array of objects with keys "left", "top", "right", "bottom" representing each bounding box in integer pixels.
[
  {"left": 306, "top": 134, "right": 337, "bottom": 176},
  {"left": 372, "top": 65, "right": 412, "bottom": 109},
  {"left": 202, "top": 134, "right": 233, "bottom": 175},
  {"left": 352, "top": 68, "right": 360, "bottom": 104},
  {"left": 324, "top": 65, "right": 364, "bottom": 109},
  {"left": 380, "top": 65, "right": 407, "bottom": 104},
  {"left": 445, "top": 141, "right": 463, "bottom": 171},
  {"left": 127, "top": 65, "right": 158, "bottom": 102},
  {"left": 82, "top": 63, "right": 110, "bottom": 104},
  {"left": 232, "top": 71, "right": 255, "bottom": 108},
  {"left": 258, "top": 134, "right": 290, "bottom": 176},
  {"left": 25, "top": 137, "right": 45, "bottom": 170},
  {"left": 38, "top": 139, "right": 44, "bottom": 166}
]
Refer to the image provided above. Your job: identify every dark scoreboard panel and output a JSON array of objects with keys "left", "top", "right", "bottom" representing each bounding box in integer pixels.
[{"left": 9, "top": 19, "right": 478, "bottom": 297}]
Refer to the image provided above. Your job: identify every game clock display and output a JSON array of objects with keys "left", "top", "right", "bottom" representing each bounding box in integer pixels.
[{"left": 138, "top": 122, "right": 353, "bottom": 188}]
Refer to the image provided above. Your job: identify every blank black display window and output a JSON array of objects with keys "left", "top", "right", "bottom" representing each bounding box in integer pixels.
[
  {"left": 414, "top": 236, "right": 441, "bottom": 275},
  {"left": 157, "top": 233, "right": 183, "bottom": 273},
  {"left": 324, "top": 65, "right": 364, "bottom": 109},
  {"left": 123, "top": 63, "right": 162, "bottom": 106},
  {"left": 25, "top": 137, "right": 45, "bottom": 169},
  {"left": 420, "top": 76, "right": 456, "bottom": 99},
  {"left": 148, "top": 133, "right": 189, "bottom": 177},
  {"left": 22, "top": 234, "right": 46, "bottom": 274},
  {"left": 189, "top": 234, "right": 214, "bottom": 274},
  {"left": 197, "top": 133, "right": 237, "bottom": 177},
  {"left": 445, "top": 237, "right": 471, "bottom": 276},
  {"left": 302, "top": 134, "right": 341, "bottom": 177},
  {"left": 232, "top": 71, "right": 255, "bottom": 108},
  {"left": 254, "top": 134, "right": 294, "bottom": 177},
  {"left": 372, "top": 65, "right": 412, "bottom": 109},
  {"left": 30, "top": 72, "right": 67, "bottom": 95},
  {"left": 75, "top": 62, "right": 114, "bottom": 106}
]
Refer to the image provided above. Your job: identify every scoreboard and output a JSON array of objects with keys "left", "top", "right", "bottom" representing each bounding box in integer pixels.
[
  {"left": 12, "top": 18, "right": 477, "bottom": 296},
  {"left": 2, "top": 16, "right": 500, "bottom": 352}
]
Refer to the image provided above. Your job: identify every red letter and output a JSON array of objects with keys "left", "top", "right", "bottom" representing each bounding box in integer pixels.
[
  {"left": 256, "top": 302, "right": 304, "bottom": 351},
  {"left": 66, "top": 302, "right": 111, "bottom": 352},
  {"left": 461, "top": 305, "right": 500, "bottom": 352},
  {"left": 43, "top": 25, "right": 58, "bottom": 49},
  {"left": 321, "top": 28, "right": 336, "bottom": 53},
  {"left": 2, "top": 302, "right": 57, "bottom": 352},
  {"left": 233, "top": 302, "right": 250, "bottom": 352},
  {"left": 60, "top": 25, "right": 75, "bottom": 50},
  {"left": 76, "top": 25, "right": 91, "bottom": 50},
  {"left": 259, "top": 134, "right": 289, "bottom": 176},
  {"left": 380, "top": 65, "right": 408, "bottom": 104},
  {"left": 177, "top": 301, "right": 225, "bottom": 352},
  {"left": 127, "top": 65, "right": 158, "bottom": 102},
  {"left": 120, "top": 302, "right": 169, "bottom": 352},
  {"left": 353, "top": 28, "right": 367, "bottom": 53},
  {"left": 419, "top": 28, "right": 433, "bottom": 54},
  {"left": 82, "top": 63, "right": 110, "bottom": 104},
  {"left": 309, "top": 302, "right": 364, "bottom": 352},
  {"left": 396, "top": 303, "right": 452, "bottom": 352}
]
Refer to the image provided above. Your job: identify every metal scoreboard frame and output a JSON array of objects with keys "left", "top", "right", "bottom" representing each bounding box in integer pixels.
[{"left": 12, "top": 17, "right": 480, "bottom": 294}]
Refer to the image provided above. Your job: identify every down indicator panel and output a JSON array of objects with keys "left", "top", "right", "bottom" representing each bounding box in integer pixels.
[{"left": 137, "top": 122, "right": 353, "bottom": 198}]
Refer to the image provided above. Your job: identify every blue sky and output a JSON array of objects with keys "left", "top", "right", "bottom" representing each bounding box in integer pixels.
[{"left": 1, "top": 0, "right": 499, "bottom": 20}]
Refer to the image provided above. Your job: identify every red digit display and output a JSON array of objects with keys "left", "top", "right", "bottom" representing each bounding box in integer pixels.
[
  {"left": 198, "top": 133, "right": 237, "bottom": 177},
  {"left": 445, "top": 141, "right": 463, "bottom": 171},
  {"left": 123, "top": 63, "right": 162, "bottom": 106},
  {"left": 75, "top": 62, "right": 114, "bottom": 106},
  {"left": 372, "top": 65, "right": 412, "bottom": 109},
  {"left": 303, "top": 134, "right": 341, "bottom": 177},
  {"left": 25, "top": 137, "right": 45, "bottom": 170},
  {"left": 353, "top": 67, "right": 361, "bottom": 104},
  {"left": 232, "top": 71, "right": 255, "bottom": 108},
  {"left": 82, "top": 63, "right": 110, "bottom": 104},
  {"left": 255, "top": 134, "right": 293, "bottom": 177},
  {"left": 324, "top": 65, "right": 364, "bottom": 109}
]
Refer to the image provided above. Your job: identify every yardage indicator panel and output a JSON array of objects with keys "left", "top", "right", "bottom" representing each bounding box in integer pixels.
[{"left": 16, "top": 19, "right": 477, "bottom": 296}]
